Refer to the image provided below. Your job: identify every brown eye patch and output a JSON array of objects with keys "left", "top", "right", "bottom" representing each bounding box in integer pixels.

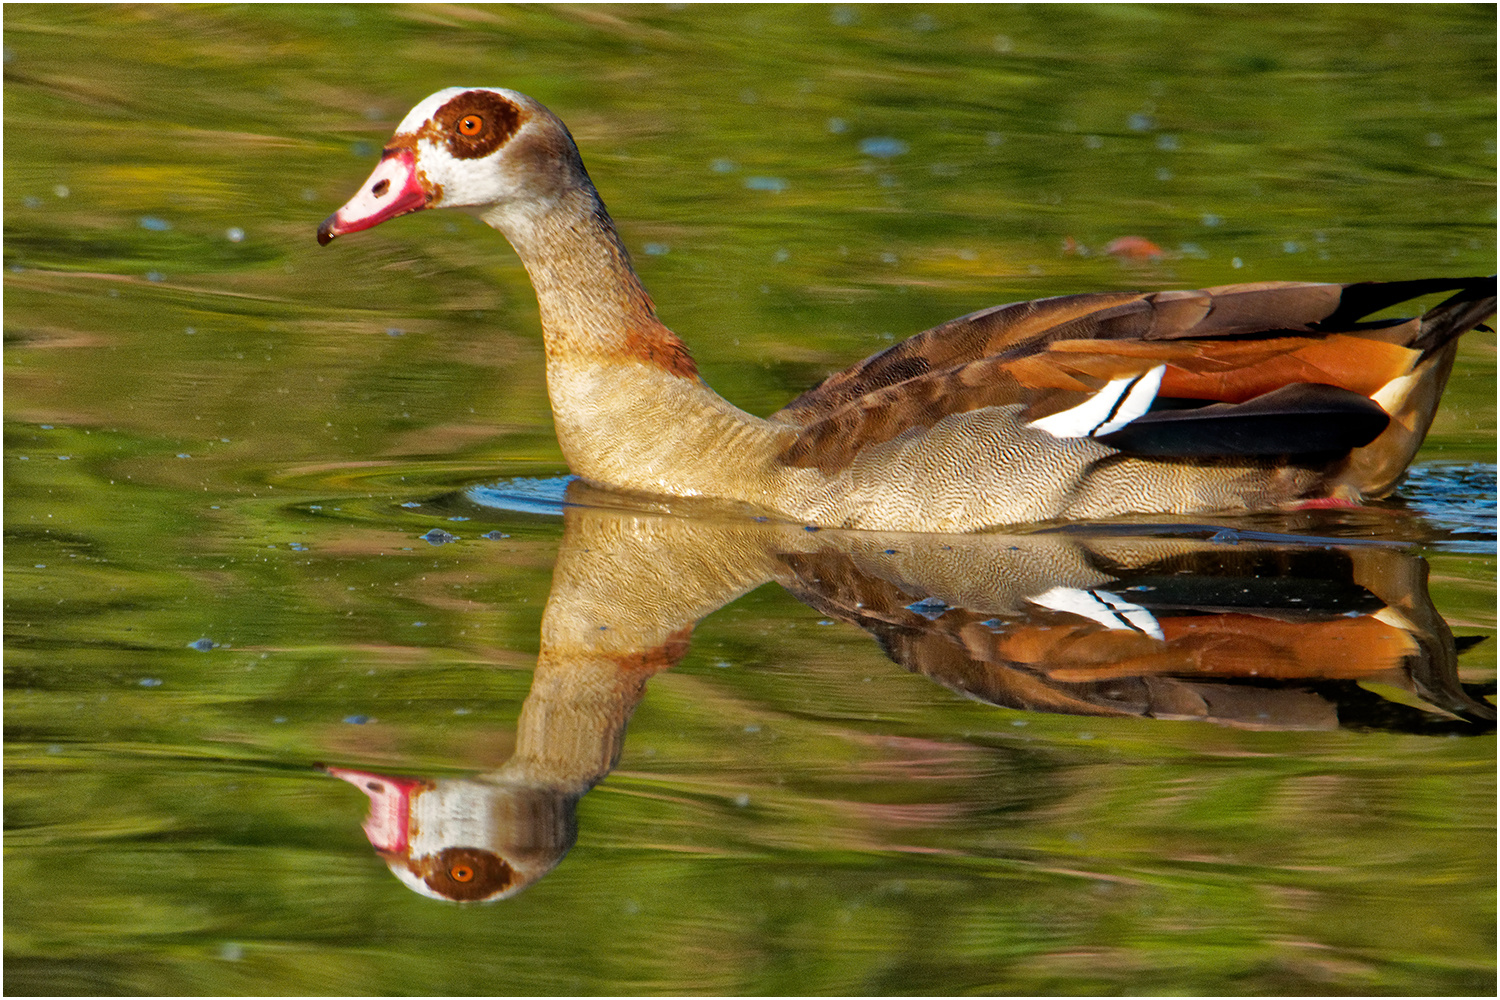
[
  {"left": 421, "top": 846, "right": 515, "bottom": 901},
  {"left": 432, "top": 91, "right": 523, "bottom": 160}
]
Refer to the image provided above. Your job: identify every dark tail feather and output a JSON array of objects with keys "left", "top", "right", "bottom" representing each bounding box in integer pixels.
[
  {"left": 1321, "top": 276, "right": 1496, "bottom": 346},
  {"left": 1413, "top": 276, "right": 1497, "bottom": 357}
]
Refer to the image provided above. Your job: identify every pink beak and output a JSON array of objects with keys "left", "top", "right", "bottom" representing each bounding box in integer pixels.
[
  {"left": 324, "top": 766, "right": 431, "bottom": 855},
  {"left": 317, "top": 149, "right": 428, "bottom": 246}
]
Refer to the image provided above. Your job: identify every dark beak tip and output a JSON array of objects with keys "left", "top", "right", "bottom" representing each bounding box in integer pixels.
[{"left": 316, "top": 215, "right": 338, "bottom": 246}]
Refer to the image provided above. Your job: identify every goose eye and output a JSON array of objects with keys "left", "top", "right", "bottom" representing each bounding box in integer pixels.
[
  {"left": 450, "top": 864, "right": 475, "bottom": 882},
  {"left": 457, "top": 115, "right": 483, "bottom": 137}
]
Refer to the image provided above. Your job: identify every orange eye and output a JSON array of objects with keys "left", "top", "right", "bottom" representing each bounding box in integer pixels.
[
  {"left": 450, "top": 864, "right": 475, "bottom": 882},
  {"left": 458, "top": 115, "right": 483, "bottom": 137}
]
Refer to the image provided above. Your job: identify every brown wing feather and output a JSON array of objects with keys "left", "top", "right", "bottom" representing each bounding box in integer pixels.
[
  {"left": 773, "top": 278, "right": 1494, "bottom": 473},
  {"left": 1041, "top": 331, "right": 1422, "bottom": 403},
  {"left": 770, "top": 290, "right": 1150, "bottom": 427},
  {"left": 1039, "top": 613, "right": 1416, "bottom": 682},
  {"left": 776, "top": 355, "right": 1029, "bottom": 471}
]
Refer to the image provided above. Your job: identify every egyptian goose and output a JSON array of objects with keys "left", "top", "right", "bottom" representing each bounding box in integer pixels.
[{"left": 318, "top": 87, "right": 1495, "bottom": 531}]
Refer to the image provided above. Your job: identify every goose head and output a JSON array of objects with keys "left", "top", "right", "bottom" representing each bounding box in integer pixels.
[
  {"left": 317, "top": 86, "right": 589, "bottom": 246},
  {"left": 326, "top": 765, "right": 578, "bottom": 903}
]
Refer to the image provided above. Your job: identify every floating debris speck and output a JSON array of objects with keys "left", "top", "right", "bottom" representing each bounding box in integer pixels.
[{"left": 859, "top": 137, "right": 909, "bottom": 158}]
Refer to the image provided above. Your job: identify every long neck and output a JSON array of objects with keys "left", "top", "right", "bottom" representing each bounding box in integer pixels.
[
  {"left": 480, "top": 185, "right": 696, "bottom": 378},
  {"left": 480, "top": 185, "right": 799, "bottom": 502}
]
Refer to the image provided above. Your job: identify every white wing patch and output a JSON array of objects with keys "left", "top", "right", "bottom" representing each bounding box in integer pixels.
[
  {"left": 1030, "top": 365, "right": 1166, "bottom": 439},
  {"left": 1029, "top": 586, "right": 1165, "bottom": 640}
]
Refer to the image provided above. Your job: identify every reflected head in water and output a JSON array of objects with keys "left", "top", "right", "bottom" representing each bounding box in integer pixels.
[
  {"left": 326, "top": 576, "right": 691, "bottom": 902},
  {"left": 327, "top": 495, "right": 1492, "bottom": 901},
  {"left": 324, "top": 768, "right": 574, "bottom": 903}
]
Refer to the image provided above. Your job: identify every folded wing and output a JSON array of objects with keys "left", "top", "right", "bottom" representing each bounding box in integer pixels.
[{"left": 772, "top": 277, "right": 1494, "bottom": 478}]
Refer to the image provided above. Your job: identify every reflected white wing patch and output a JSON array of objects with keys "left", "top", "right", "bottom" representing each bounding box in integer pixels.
[
  {"left": 1029, "top": 586, "right": 1165, "bottom": 640},
  {"left": 1030, "top": 365, "right": 1166, "bottom": 439}
]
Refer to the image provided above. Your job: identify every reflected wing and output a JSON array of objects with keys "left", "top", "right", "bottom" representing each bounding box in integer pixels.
[{"left": 774, "top": 534, "right": 1495, "bottom": 733}]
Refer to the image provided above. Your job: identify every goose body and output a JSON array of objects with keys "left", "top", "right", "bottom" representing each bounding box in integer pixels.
[{"left": 318, "top": 87, "right": 1494, "bottom": 531}]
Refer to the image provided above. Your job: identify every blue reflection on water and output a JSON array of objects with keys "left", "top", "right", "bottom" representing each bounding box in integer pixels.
[
  {"left": 467, "top": 476, "right": 575, "bottom": 517},
  {"left": 1401, "top": 462, "right": 1497, "bottom": 553}
]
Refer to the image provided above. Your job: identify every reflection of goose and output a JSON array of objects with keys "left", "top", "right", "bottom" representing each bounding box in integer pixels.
[
  {"left": 774, "top": 527, "right": 1492, "bottom": 730},
  {"left": 317, "top": 86, "right": 1494, "bottom": 531},
  {"left": 329, "top": 496, "right": 1491, "bottom": 901},
  {"left": 325, "top": 636, "right": 679, "bottom": 903}
]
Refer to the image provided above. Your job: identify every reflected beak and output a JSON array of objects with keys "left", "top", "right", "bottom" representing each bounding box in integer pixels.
[
  {"left": 324, "top": 766, "right": 431, "bottom": 854},
  {"left": 317, "top": 149, "right": 428, "bottom": 246}
]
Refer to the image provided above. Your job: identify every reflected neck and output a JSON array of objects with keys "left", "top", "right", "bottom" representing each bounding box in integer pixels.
[{"left": 501, "top": 639, "right": 686, "bottom": 792}]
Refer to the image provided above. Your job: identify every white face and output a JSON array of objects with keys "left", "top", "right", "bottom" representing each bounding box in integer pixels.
[
  {"left": 328, "top": 764, "right": 581, "bottom": 903},
  {"left": 393, "top": 86, "right": 479, "bottom": 134},
  {"left": 318, "top": 86, "right": 567, "bottom": 244},
  {"left": 396, "top": 87, "right": 541, "bottom": 210},
  {"left": 380, "top": 778, "right": 577, "bottom": 903}
]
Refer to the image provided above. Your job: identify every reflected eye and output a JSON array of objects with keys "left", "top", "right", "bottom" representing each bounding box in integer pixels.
[
  {"left": 457, "top": 115, "right": 483, "bottom": 137},
  {"left": 424, "top": 847, "right": 513, "bottom": 899}
]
